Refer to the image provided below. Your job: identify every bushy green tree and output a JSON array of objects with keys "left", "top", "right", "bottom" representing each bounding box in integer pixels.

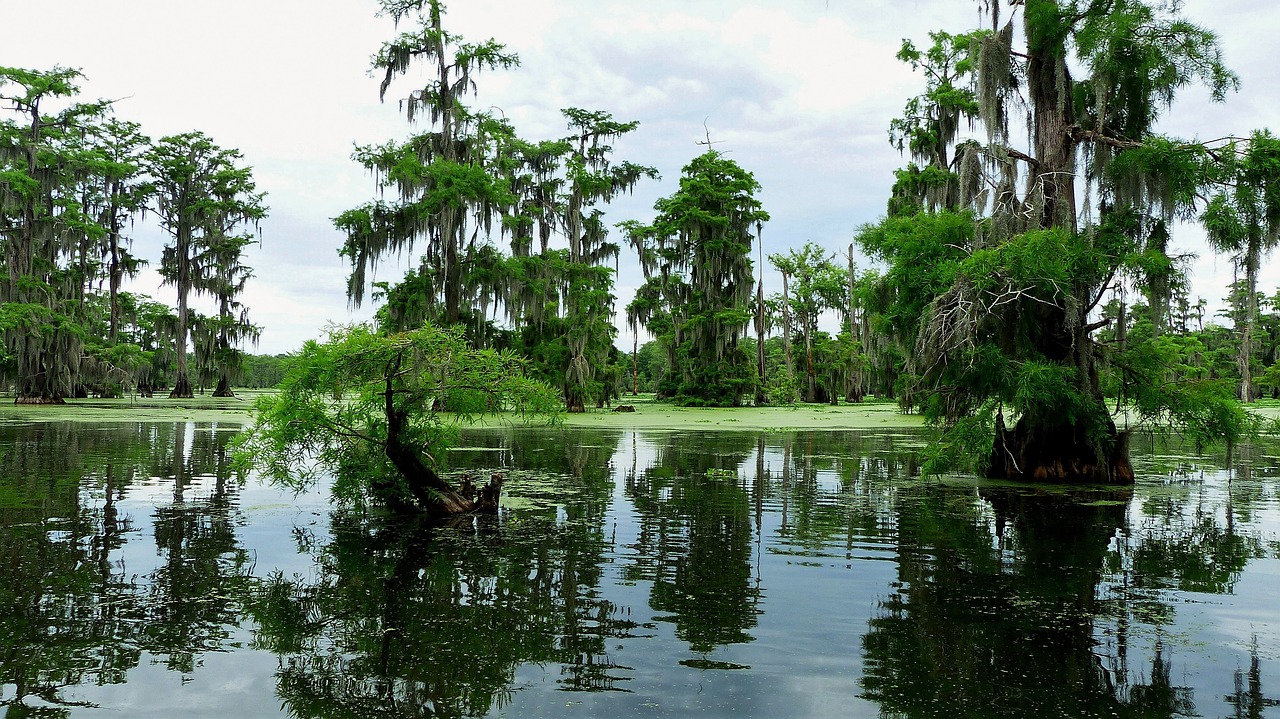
[
  {"left": 1202, "top": 131, "right": 1280, "bottom": 402},
  {"left": 233, "top": 324, "right": 561, "bottom": 516},
  {"left": 860, "top": 0, "right": 1246, "bottom": 481},
  {"left": 0, "top": 67, "right": 109, "bottom": 402},
  {"left": 624, "top": 150, "right": 768, "bottom": 406}
]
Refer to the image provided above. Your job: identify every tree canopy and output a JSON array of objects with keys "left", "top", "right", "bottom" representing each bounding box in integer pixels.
[
  {"left": 857, "top": 0, "right": 1255, "bottom": 480},
  {"left": 625, "top": 150, "right": 769, "bottom": 406},
  {"left": 233, "top": 323, "right": 562, "bottom": 515}
]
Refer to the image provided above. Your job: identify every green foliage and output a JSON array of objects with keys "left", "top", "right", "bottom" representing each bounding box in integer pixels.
[
  {"left": 0, "top": 66, "right": 111, "bottom": 400},
  {"left": 233, "top": 324, "right": 561, "bottom": 509},
  {"left": 338, "top": 0, "right": 520, "bottom": 322},
  {"left": 889, "top": 29, "right": 983, "bottom": 213},
  {"left": 1117, "top": 338, "right": 1260, "bottom": 451},
  {"left": 148, "top": 131, "right": 266, "bottom": 398},
  {"left": 866, "top": 0, "right": 1248, "bottom": 476},
  {"left": 625, "top": 151, "right": 768, "bottom": 407},
  {"left": 920, "top": 403, "right": 997, "bottom": 476}
]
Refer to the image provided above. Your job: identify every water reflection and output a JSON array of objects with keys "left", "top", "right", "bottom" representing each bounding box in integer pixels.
[
  {"left": 0, "top": 421, "right": 247, "bottom": 716},
  {"left": 250, "top": 428, "right": 637, "bottom": 718},
  {"left": 1, "top": 423, "right": 1279, "bottom": 718},
  {"left": 859, "top": 484, "right": 1174, "bottom": 718},
  {"left": 623, "top": 432, "right": 761, "bottom": 654}
]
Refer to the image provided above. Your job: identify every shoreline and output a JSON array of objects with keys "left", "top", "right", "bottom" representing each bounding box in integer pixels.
[
  {"left": 4, "top": 392, "right": 1279, "bottom": 433},
  {"left": 0, "top": 393, "right": 924, "bottom": 431}
]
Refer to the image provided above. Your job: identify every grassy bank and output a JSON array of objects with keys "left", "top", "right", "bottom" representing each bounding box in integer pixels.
[
  {"left": 6, "top": 391, "right": 1279, "bottom": 433},
  {"left": 0, "top": 390, "right": 926, "bottom": 431}
]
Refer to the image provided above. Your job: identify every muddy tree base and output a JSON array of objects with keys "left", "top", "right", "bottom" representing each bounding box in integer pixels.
[
  {"left": 14, "top": 396, "right": 65, "bottom": 405},
  {"left": 986, "top": 414, "right": 1134, "bottom": 484},
  {"left": 169, "top": 374, "right": 194, "bottom": 399},
  {"left": 212, "top": 377, "right": 235, "bottom": 398}
]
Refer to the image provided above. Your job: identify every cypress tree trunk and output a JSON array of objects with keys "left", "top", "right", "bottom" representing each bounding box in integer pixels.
[
  {"left": 212, "top": 376, "right": 235, "bottom": 398},
  {"left": 1240, "top": 244, "right": 1259, "bottom": 402},
  {"left": 755, "top": 275, "right": 767, "bottom": 406},
  {"left": 983, "top": 2, "right": 1130, "bottom": 483},
  {"left": 780, "top": 270, "right": 794, "bottom": 385},
  {"left": 382, "top": 378, "right": 500, "bottom": 517},
  {"left": 170, "top": 223, "right": 194, "bottom": 399}
]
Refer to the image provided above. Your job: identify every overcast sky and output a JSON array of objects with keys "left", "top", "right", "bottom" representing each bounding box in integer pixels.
[{"left": 8, "top": 0, "right": 1280, "bottom": 354}]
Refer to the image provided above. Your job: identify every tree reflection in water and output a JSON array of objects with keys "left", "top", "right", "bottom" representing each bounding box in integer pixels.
[
  {"left": 249, "top": 428, "right": 639, "bottom": 718},
  {"left": 0, "top": 421, "right": 248, "bottom": 717},
  {"left": 623, "top": 432, "right": 761, "bottom": 654},
  {"left": 2, "top": 424, "right": 1278, "bottom": 718},
  {"left": 857, "top": 473, "right": 1279, "bottom": 719}
]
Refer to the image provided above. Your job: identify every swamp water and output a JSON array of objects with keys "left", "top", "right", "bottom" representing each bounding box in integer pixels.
[{"left": 1, "top": 421, "right": 1278, "bottom": 718}]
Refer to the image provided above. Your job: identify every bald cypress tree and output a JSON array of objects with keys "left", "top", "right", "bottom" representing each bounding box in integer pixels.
[
  {"left": 859, "top": 0, "right": 1248, "bottom": 481},
  {"left": 149, "top": 132, "right": 265, "bottom": 399},
  {"left": 1202, "top": 131, "right": 1280, "bottom": 403},
  {"left": 335, "top": 0, "right": 517, "bottom": 329},
  {"left": 0, "top": 67, "right": 109, "bottom": 403},
  {"left": 558, "top": 109, "right": 656, "bottom": 411},
  {"left": 625, "top": 151, "right": 768, "bottom": 406}
]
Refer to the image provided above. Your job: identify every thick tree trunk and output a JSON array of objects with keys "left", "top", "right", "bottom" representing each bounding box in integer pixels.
[
  {"left": 382, "top": 374, "right": 500, "bottom": 517},
  {"left": 383, "top": 433, "right": 479, "bottom": 517},
  {"left": 170, "top": 373, "right": 193, "bottom": 399},
  {"left": 212, "top": 376, "right": 235, "bottom": 398},
  {"left": 1025, "top": 8, "right": 1079, "bottom": 232},
  {"left": 987, "top": 412, "right": 1134, "bottom": 484}
]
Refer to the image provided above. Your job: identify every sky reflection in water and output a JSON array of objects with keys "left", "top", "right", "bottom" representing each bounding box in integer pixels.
[{"left": 1, "top": 421, "right": 1278, "bottom": 718}]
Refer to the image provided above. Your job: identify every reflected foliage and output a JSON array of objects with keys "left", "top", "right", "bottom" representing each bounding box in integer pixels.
[
  {"left": 4, "top": 424, "right": 1280, "bottom": 717},
  {"left": 0, "top": 421, "right": 249, "bottom": 715},
  {"left": 624, "top": 432, "right": 761, "bottom": 652},
  {"left": 861, "top": 484, "right": 1182, "bottom": 718},
  {"left": 249, "top": 430, "right": 634, "bottom": 718}
]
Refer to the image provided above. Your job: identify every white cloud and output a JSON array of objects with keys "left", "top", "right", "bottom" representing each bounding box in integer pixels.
[{"left": 7, "top": 0, "right": 1280, "bottom": 352}]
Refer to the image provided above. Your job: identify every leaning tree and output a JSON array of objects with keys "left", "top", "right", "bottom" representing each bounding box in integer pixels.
[
  {"left": 149, "top": 131, "right": 265, "bottom": 399},
  {"left": 859, "top": 0, "right": 1249, "bottom": 481},
  {"left": 234, "top": 324, "right": 561, "bottom": 516}
]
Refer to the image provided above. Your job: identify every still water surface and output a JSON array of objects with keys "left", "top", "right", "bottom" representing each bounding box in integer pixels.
[{"left": 1, "top": 421, "right": 1278, "bottom": 718}]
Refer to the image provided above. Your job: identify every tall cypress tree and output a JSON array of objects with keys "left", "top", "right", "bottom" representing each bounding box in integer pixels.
[{"left": 626, "top": 151, "right": 768, "bottom": 406}]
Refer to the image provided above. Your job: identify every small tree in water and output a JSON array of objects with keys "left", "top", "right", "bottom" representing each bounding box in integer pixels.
[{"left": 233, "top": 324, "right": 561, "bottom": 517}]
